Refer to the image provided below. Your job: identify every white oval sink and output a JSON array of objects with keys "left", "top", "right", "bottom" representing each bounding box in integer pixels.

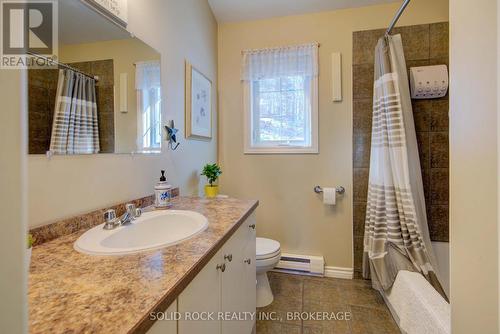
[{"left": 74, "top": 210, "right": 208, "bottom": 256}]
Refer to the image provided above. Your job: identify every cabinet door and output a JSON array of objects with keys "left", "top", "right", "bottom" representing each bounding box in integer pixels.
[
  {"left": 221, "top": 215, "right": 257, "bottom": 334},
  {"left": 147, "top": 301, "right": 177, "bottom": 334},
  {"left": 178, "top": 250, "right": 222, "bottom": 334},
  {"left": 240, "top": 215, "right": 257, "bottom": 333}
]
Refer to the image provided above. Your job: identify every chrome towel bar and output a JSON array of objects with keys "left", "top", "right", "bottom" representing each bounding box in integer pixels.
[{"left": 314, "top": 186, "right": 345, "bottom": 195}]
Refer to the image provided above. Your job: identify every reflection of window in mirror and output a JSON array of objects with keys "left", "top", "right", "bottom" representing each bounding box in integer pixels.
[{"left": 135, "top": 61, "right": 162, "bottom": 152}]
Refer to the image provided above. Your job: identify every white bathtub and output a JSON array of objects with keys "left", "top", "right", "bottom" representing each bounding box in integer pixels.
[
  {"left": 381, "top": 242, "right": 450, "bottom": 334},
  {"left": 382, "top": 270, "right": 450, "bottom": 334}
]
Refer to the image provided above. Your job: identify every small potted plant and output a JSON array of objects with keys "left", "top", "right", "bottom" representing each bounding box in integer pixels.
[
  {"left": 201, "top": 163, "right": 222, "bottom": 198},
  {"left": 27, "top": 233, "right": 34, "bottom": 271}
]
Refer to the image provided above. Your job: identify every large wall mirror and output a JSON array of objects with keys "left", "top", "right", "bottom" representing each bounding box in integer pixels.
[{"left": 28, "top": 0, "right": 162, "bottom": 155}]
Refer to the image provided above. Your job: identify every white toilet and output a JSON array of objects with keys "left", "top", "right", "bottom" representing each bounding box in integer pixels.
[{"left": 256, "top": 237, "right": 281, "bottom": 307}]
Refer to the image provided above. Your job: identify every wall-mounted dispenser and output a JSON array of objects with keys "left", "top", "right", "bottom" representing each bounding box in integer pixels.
[
  {"left": 331, "top": 52, "right": 342, "bottom": 102},
  {"left": 119, "top": 73, "right": 128, "bottom": 112},
  {"left": 409, "top": 65, "right": 448, "bottom": 99}
]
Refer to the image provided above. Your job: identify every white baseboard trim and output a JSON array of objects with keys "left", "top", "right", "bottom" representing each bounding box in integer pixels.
[{"left": 324, "top": 266, "right": 354, "bottom": 279}]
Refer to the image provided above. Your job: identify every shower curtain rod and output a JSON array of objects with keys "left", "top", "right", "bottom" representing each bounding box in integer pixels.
[
  {"left": 385, "top": 0, "right": 411, "bottom": 36},
  {"left": 26, "top": 52, "right": 99, "bottom": 81}
]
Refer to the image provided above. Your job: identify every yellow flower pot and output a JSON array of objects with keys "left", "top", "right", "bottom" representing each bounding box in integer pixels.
[{"left": 204, "top": 185, "right": 219, "bottom": 198}]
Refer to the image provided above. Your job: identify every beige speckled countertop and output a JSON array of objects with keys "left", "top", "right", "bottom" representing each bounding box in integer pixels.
[{"left": 29, "top": 197, "right": 258, "bottom": 334}]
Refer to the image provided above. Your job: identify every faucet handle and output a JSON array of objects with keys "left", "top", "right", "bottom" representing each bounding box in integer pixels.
[
  {"left": 125, "top": 203, "right": 143, "bottom": 219},
  {"left": 104, "top": 209, "right": 116, "bottom": 222},
  {"left": 103, "top": 209, "right": 118, "bottom": 230},
  {"left": 125, "top": 203, "right": 136, "bottom": 213},
  {"left": 134, "top": 207, "right": 142, "bottom": 218},
  {"left": 125, "top": 203, "right": 143, "bottom": 218},
  {"left": 125, "top": 203, "right": 137, "bottom": 219}
]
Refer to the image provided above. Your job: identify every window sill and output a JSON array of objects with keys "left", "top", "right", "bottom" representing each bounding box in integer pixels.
[{"left": 244, "top": 146, "right": 319, "bottom": 155}]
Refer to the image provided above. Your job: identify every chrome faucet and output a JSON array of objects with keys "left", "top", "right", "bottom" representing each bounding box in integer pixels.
[{"left": 103, "top": 203, "right": 142, "bottom": 230}]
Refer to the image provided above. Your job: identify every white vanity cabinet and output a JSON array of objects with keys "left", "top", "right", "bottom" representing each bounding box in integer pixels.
[
  {"left": 146, "top": 302, "right": 178, "bottom": 334},
  {"left": 220, "top": 214, "right": 257, "bottom": 334},
  {"left": 148, "top": 213, "right": 256, "bottom": 334},
  {"left": 177, "top": 248, "right": 222, "bottom": 334},
  {"left": 179, "top": 213, "right": 256, "bottom": 334}
]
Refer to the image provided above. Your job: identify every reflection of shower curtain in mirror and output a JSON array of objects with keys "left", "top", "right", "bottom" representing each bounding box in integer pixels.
[{"left": 49, "top": 69, "right": 100, "bottom": 154}]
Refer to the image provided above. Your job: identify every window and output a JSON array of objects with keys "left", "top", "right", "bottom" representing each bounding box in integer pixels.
[
  {"left": 242, "top": 43, "right": 318, "bottom": 154},
  {"left": 135, "top": 61, "right": 161, "bottom": 152}
]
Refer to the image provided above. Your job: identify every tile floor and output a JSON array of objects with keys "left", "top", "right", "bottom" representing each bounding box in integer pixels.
[{"left": 256, "top": 272, "right": 400, "bottom": 334}]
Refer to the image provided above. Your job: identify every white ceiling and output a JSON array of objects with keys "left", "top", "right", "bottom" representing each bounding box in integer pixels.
[
  {"left": 208, "top": 0, "right": 399, "bottom": 23},
  {"left": 59, "top": 0, "right": 131, "bottom": 45}
]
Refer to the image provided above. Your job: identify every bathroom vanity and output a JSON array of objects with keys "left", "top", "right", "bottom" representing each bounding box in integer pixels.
[
  {"left": 28, "top": 197, "right": 257, "bottom": 334},
  {"left": 150, "top": 212, "right": 257, "bottom": 334}
]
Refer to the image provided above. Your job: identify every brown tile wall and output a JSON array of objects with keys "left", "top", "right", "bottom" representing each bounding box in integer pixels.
[
  {"left": 352, "top": 23, "right": 449, "bottom": 276},
  {"left": 28, "top": 68, "right": 59, "bottom": 154},
  {"left": 28, "top": 59, "right": 115, "bottom": 154}
]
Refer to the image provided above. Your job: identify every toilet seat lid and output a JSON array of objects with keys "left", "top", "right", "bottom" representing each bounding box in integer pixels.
[{"left": 256, "top": 237, "right": 281, "bottom": 259}]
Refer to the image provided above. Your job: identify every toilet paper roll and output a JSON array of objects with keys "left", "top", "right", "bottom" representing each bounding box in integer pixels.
[{"left": 323, "top": 187, "right": 336, "bottom": 205}]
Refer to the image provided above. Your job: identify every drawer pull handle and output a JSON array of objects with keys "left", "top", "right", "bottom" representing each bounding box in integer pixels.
[
  {"left": 244, "top": 258, "right": 251, "bottom": 265},
  {"left": 249, "top": 224, "right": 256, "bottom": 230},
  {"left": 216, "top": 263, "right": 226, "bottom": 272},
  {"left": 224, "top": 254, "right": 233, "bottom": 262}
]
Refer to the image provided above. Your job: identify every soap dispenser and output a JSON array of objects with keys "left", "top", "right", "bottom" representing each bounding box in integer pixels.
[{"left": 155, "top": 170, "right": 172, "bottom": 208}]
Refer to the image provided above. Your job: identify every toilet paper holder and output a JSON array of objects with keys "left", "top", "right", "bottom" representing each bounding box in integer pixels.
[{"left": 314, "top": 185, "right": 345, "bottom": 195}]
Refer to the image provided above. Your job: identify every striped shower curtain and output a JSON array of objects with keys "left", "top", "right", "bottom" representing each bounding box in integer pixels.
[
  {"left": 49, "top": 69, "right": 100, "bottom": 154},
  {"left": 362, "top": 35, "right": 447, "bottom": 299}
]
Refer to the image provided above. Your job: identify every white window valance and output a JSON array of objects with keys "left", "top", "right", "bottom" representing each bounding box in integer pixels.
[
  {"left": 135, "top": 60, "right": 161, "bottom": 90},
  {"left": 241, "top": 43, "right": 318, "bottom": 81}
]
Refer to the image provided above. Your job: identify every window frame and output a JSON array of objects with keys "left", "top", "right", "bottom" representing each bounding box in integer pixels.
[{"left": 243, "top": 74, "right": 319, "bottom": 154}]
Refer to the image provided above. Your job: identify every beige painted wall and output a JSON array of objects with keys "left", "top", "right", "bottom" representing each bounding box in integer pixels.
[
  {"left": 218, "top": 0, "right": 448, "bottom": 267},
  {"left": 0, "top": 71, "right": 28, "bottom": 332},
  {"left": 28, "top": 0, "right": 218, "bottom": 227},
  {"left": 60, "top": 38, "right": 160, "bottom": 153},
  {"left": 450, "top": 0, "right": 499, "bottom": 332}
]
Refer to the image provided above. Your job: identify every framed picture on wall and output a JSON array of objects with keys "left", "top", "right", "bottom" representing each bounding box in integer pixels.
[{"left": 185, "top": 61, "right": 212, "bottom": 139}]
